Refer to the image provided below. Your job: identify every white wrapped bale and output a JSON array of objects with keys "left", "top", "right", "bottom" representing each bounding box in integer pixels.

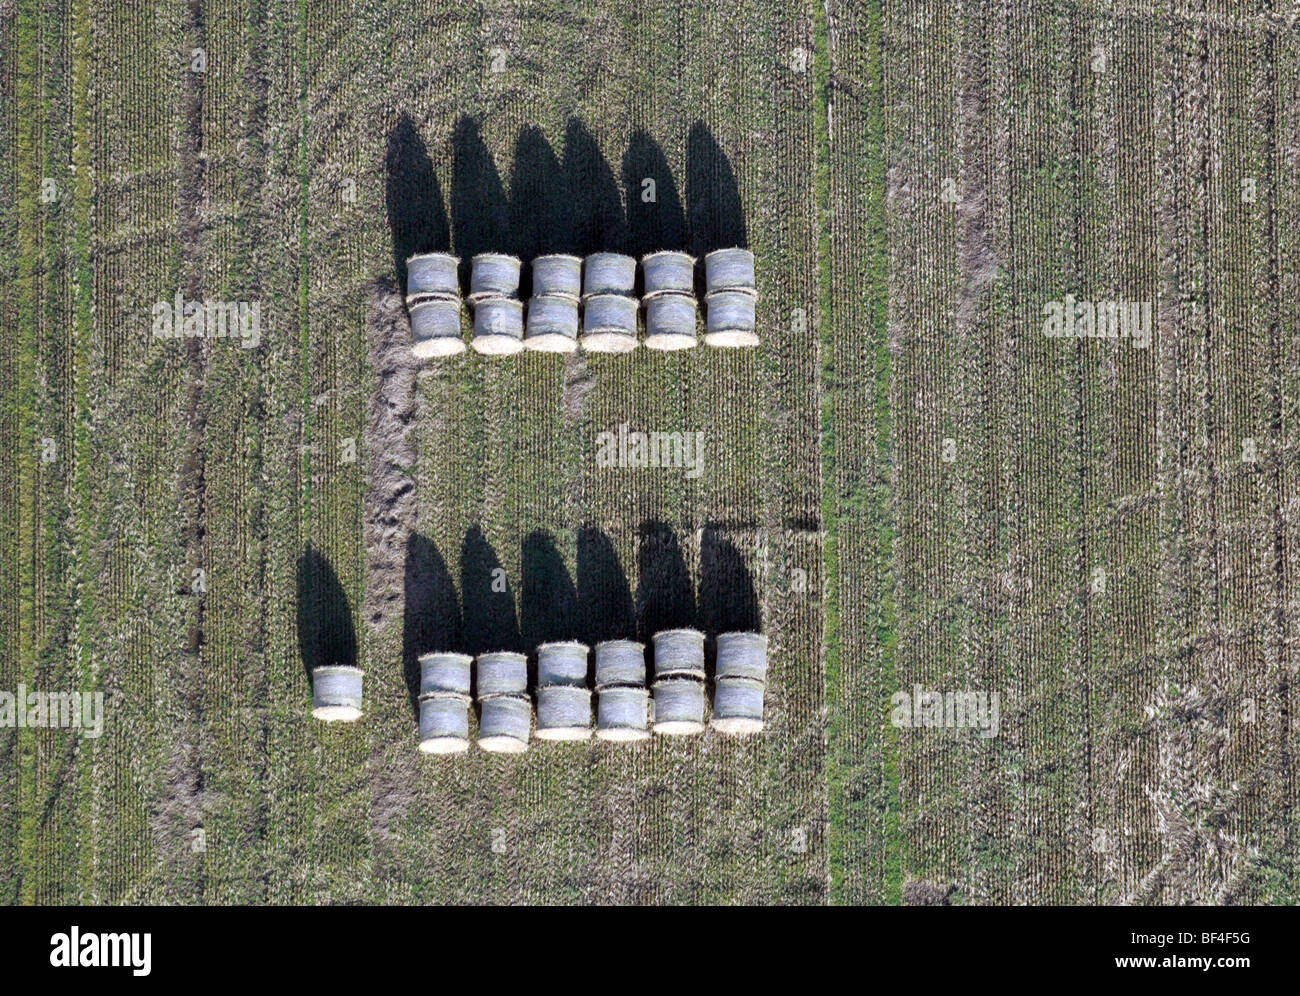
[
  {"left": 476, "top": 651, "right": 529, "bottom": 698},
  {"left": 641, "top": 251, "right": 696, "bottom": 299},
  {"left": 418, "top": 693, "right": 471, "bottom": 753},
  {"left": 419, "top": 651, "right": 473, "bottom": 697},
  {"left": 580, "top": 294, "right": 639, "bottom": 354},
  {"left": 409, "top": 299, "right": 466, "bottom": 358},
  {"left": 472, "top": 297, "right": 525, "bottom": 355},
  {"left": 524, "top": 295, "right": 580, "bottom": 353},
  {"left": 469, "top": 253, "right": 521, "bottom": 301},
  {"left": 530, "top": 254, "right": 583, "bottom": 301},
  {"left": 406, "top": 252, "right": 461, "bottom": 302},
  {"left": 477, "top": 694, "right": 532, "bottom": 753},
  {"left": 594, "top": 639, "right": 646, "bottom": 690},
  {"left": 703, "top": 247, "right": 756, "bottom": 296},
  {"left": 311, "top": 665, "right": 363, "bottom": 722},
  {"left": 582, "top": 252, "right": 636, "bottom": 297},
  {"left": 651, "top": 678, "right": 705, "bottom": 736},
  {"left": 596, "top": 686, "right": 651, "bottom": 742},
  {"left": 644, "top": 294, "right": 698, "bottom": 352},
  {"left": 714, "top": 631, "right": 768, "bottom": 682},
  {"left": 535, "top": 685, "right": 592, "bottom": 741},
  {"left": 652, "top": 628, "right": 705, "bottom": 680},
  {"left": 536, "top": 641, "right": 590, "bottom": 688},
  {"left": 711, "top": 676, "right": 765, "bottom": 735},
  {"left": 704, "top": 290, "right": 758, "bottom": 347}
]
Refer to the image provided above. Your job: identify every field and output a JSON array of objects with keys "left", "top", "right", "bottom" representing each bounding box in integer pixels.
[{"left": 0, "top": 0, "right": 1296, "bottom": 905}]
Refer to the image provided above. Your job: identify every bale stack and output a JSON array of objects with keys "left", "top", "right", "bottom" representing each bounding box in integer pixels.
[
  {"left": 469, "top": 253, "right": 525, "bottom": 355},
  {"left": 650, "top": 628, "right": 707, "bottom": 736},
  {"left": 641, "top": 251, "right": 698, "bottom": 351},
  {"left": 710, "top": 632, "right": 768, "bottom": 735},
  {"left": 311, "top": 665, "right": 363, "bottom": 723},
  {"left": 475, "top": 651, "right": 531, "bottom": 753},
  {"left": 534, "top": 641, "right": 592, "bottom": 741},
  {"left": 417, "top": 652, "right": 473, "bottom": 753},
  {"left": 406, "top": 252, "right": 465, "bottom": 357},
  {"left": 581, "top": 252, "right": 639, "bottom": 353},
  {"left": 703, "top": 247, "right": 758, "bottom": 347},
  {"left": 525, "top": 254, "right": 582, "bottom": 353},
  {"left": 594, "top": 639, "right": 650, "bottom": 742}
]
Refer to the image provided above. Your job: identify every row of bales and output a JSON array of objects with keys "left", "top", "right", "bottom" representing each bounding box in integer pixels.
[
  {"left": 309, "top": 630, "right": 768, "bottom": 753},
  {"left": 406, "top": 248, "right": 757, "bottom": 357}
]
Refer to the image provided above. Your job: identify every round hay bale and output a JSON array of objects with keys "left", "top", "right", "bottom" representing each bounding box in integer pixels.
[
  {"left": 535, "top": 685, "right": 592, "bottom": 741},
  {"left": 418, "top": 693, "right": 471, "bottom": 753},
  {"left": 641, "top": 250, "right": 696, "bottom": 299},
  {"left": 530, "top": 254, "right": 583, "bottom": 301},
  {"left": 580, "top": 294, "right": 639, "bottom": 353},
  {"left": 476, "top": 651, "right": 528, "bottom": 698},
  {"left": 644, "top": 294, "right": 698, "bottom": 351},
  {"left": 472, "top": 297, "right": 525, "bottom": 355},
  {"left": 419, "top": 651, "right": 474, "bottom": 697},
  {"left": 405, "top": 252, "right": 461, "bottom": 302},
  {"left": 477, "top": 694, "right": 531, "bottom": 753},
  {"left": 651, "top": 678, "right": 705, "bottom": 735},
  {"left": 596, "top": 686, "right": 651, "bottom": 742},
  {"left": 409, "top": 299, "right": 465, "bottom": 358},
  {"left": 652, "top": 628, "right": 706, "bottom": 680},
  {"left": 703, "top": 247, "right": 756, "bottom": 296},
  {"left": 524, "top": 295, "right": 579, "bottom": 353},
  {"left": 714, "top": 631, "right": 768, "bottom": 682},
  {"left": 711, "top": 676, "right": 765, "bottom": 735},
  {"left": 704, "top": 290, "right": 758, "bottom": 347},
  {"left": 469, "top": 253, "right": 521, "bottom": 301},
  {"left": 594, "top": 639, "right": 646, "bottom": 690},
  {"left": 536, "top": 641, "right": 590, "bottom": 688},
  {"left": 582, "top": 252, "right": 637, "bottom": 297},
  {"left": 311, "top": 665, "right": 363, "bottom": 723}
]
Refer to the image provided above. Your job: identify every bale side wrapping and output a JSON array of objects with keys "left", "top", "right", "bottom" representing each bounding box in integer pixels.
[
  {"left": 641, "top": 251, "right": 696, "bottom": 299},
  {"left": 596, "top": 686, "right": 651, "bottom": 742},
  {"left": 594, "top": 639, "right": 646, "bottom": 690},
  {"left": 418, "top": 694, "right": 471, "bottom": 753},
  {"left": 582, "top": 252, "right": 637, "bottom": 297},
  {"left": 530, "top": 254, "right": 583, "bottom": 301},
  {"left": 472, "top": 297, "right": 525, "bottom": 355},
  {"left": 476, "top": 651, "right": 529, "bottom": 697},
  {"left": 703, "top": 247, "right": 756, "bottom": 295},
  {"left": 419, "top": 651, "right": 474, "bottom": 697},
  {"left": 312, "top": 665, "right": 363, "bottom": 722},
  {"left": 477, "top": 694, "right": 532, "bottom": 753},
  {"left": 469, "top": 253, "right": 521, "bottom": 301},
  {"left": 524, "top": 294, "right": 580, "bottom": 353},
  {"left": 535, "top": 686, "right": 592, "bottom": 741},
  {"left": 651, "top": 628, "right": 706, "bottom": 679},
  {"left": 704, "top": 290, "right": 758, "bottom": 347},
  {"left": 651, "top": 678, "right": 705, "bottom": 735},
  {"left": 644, "top": 294, "right": 698, "bottom": 351},
  {"left": 580, "top": 294, "right": 639, "bottom": 353},
  {"left": 406, "top": 252, "right": 461, "bottom": 301},
  {"left": 409, "top": 298, "right": 466, "bottom": 358},
  {"left": 711, "top": 676, "right": 765, "bottom": 735},
  {"left": 536, "top": 641, "right": 590, "bottom": 688},
  {"left": 714, "top": 631, "right": 768, "bottom": 682}
]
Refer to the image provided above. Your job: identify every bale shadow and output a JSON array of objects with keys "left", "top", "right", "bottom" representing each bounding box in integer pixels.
[
  {"left": 451, "top": 115, "right": 511, "bottom": 291},
  {"left": 576, "top": 525, "right": 636, "bottom": 647},
  {"left": 460, "top": 525, "right": 521, "bottom": 658},
  {"left": 384, "top": 113, "right": 450, "bottom": 298},
  {"left": 563, "top": 117, "right": 626, "bottom": 256},
  {"left": 635, "top": 520, "right": 697, "bottom": 645},
  {"left": 401, "top": 533, "right": 462, "bottom": 717},
  {"left": 686, "top": 122, "right": 747, "bottom": 286},
  {"left": 509, "top": 126, "right": 574, "bottom": 296},
  {"left": 622, "top": 130, "right": 687, "bottom": 260},
  {"left": 296, "top": 545, "right": 358, "bottom": 691},
  {"left": 520, "top": 530, "right": 581, "bottom": 685},
  {"left": 697, "top": 526, "right": 761, "bottom": 681}
]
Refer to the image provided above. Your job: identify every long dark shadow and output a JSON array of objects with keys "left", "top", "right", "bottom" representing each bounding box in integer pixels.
[
  {"left": 460, "top": 525, "right": 521, "bottom": 657},
  {"left": 451, "top": 115, "right": 511, "bottom": 291},
  {"left": 563, "top": 117, "right": 626, "bottom": 256},
  {"left": 697, "top": 526, "right": 761, "bottom": 639},
  {"left": 622, "top": 130, "right": 687, "bottom": 259},
  {"left": 576, "top": 525, "right": 636, "bottom": 646},
  {"left": 520, "top": 530, "right": 580, "bottom": 653},
  {"left": 685, "top": 121, "right": 747, "bottom": 261},
  {"left": 402, "top": 533, "right": 462, "bottom": 716},
  {"left": 385, "top": 113, "right": 450, "bottom": 298},
  {"left": 635, "top": 520, "right": 696, "bottom": 643},
  {"left": 296, "top": 545, "right": 358, "bottom": 690},
  {"left": 509, "top": 126, "right": 574, "bottom": 295}
]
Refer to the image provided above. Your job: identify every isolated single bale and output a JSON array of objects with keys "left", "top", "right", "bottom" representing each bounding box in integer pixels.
[
  {"left": 596, "top": 686, "right": 651, "bottom": 742},
  {"left": 652, "top": 627, "right": 706, "bottom": 680},
  {"left": 409, "top": 298, "right": 466, "bottom": 358},
  {"left": 469, "top": 253, "right": 521, "bottom": 301},
  {"left": 524, "top": 294, "right": 580, "bottom": 353},
  {"left": 703, "top": 247, "right": 756, "bottom": 296},
  {"left": 535, "top": 685, "right": 593, "bottom": 741},
  {"left": 405, "top": 252, "right": 461, "bottom": 302},
  {"left": 583, "top": 252, "right": 637, "bottom": 297},
  {"left": 580, "top": 294, "right": 639, "bottom": 353},
  {"left": 419, "top": 651, "right": 474, "bottom": 697},
  {"left": 714, "top": 631, "right": 768, "bottom": 682},
  {"left": 472, "top": 297, "right": 525, "bottom": 355},
  {"left": 477, "top": 694, "right": 532, "bottom": 753},
  {"left": 418, "top": 693, "right": 471, "bottom": 754},
  {"left": 651, "top": 678, "right": 705, "bottom": 736},
  {"left": 475, "top": 651, "right": 529, "bottom": 698},
  {"left": 536, "top": 641, "right": 590, "bottom": 688},
  {"left": 641, "top": 250, "right": 696, "bottom": 299},
  {"left": 711, "top": 676, "right": 765, "bottom": 735},
  {"left": 311, "top": 665, "right": 363, "bottom": 723},
  {"left": 530, "top": 254, "right": 583, "bottom": 301},
  {"left": 704, "top": 290, "right": 758, "bottom": 347},
  {"left": 644, "top": 294, "right": 698, "bottom": 351},
  {"left": 594, "top": 639, "right": 646, "bottom": 690}
]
